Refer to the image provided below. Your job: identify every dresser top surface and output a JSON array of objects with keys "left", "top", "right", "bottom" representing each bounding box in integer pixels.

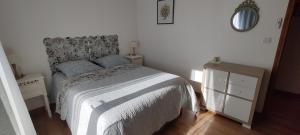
[{"left": 204, "top": 62, "right": 265, "bottom": 78}]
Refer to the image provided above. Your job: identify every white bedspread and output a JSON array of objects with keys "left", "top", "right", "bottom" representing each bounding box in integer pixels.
[{"left": 55, "top": 65, "right": 198, "bottom": 135}]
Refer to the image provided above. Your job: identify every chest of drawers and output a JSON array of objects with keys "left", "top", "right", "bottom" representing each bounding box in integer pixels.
[{"left": 202, "top": 62, "right": 264, "bottom": 129}]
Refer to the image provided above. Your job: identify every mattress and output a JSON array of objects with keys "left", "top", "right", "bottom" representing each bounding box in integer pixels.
[{"left": 53, "top": 64, "right": 199, "bottom": 135}]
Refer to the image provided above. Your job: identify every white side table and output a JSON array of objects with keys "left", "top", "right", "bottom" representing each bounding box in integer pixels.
[
  {"left": 17, "top": 74, "right": 52, "bottom": 118},
  {"left": 125, "top": 55, "right": 144, "bottom": 65}
]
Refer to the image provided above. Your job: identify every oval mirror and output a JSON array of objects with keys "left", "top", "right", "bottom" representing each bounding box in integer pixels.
[{"left": 231, "top": 0, "right": 259, "bottom": 32}]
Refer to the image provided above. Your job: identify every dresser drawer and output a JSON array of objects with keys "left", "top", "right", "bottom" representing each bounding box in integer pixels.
[
  {"left": 227, "top": 73, "right": 257, "bottom": 100},
  {"left": 227, "top": 85, "right": 256, "bottom": 100},
  {"left": 204, "top": 69, "right": 228, "bottom": 92},
  {"left": 224, "top": 95, "right": 252, "bottom": 122},
  {"left": 228, "top": 73, "right": 257, "bottom": 88},
  {"left": 205, "top": 88, "right": 225, "bottom": 113}
]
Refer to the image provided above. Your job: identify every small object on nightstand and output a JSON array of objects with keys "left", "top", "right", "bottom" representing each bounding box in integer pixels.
[
  {"left": 129, "top": 41, "right": 139, "bottom": 56},
  {"left": 211, "top": 56, "right": 222, "bottom": 64},
  {"left": 125, "top": 55, "right": 143, "bottom": 65},
  {"left": 17, "top": 74, "right": 52, "bottom": 118}
]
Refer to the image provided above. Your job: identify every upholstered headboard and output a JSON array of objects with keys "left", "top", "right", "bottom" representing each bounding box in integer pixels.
[{"left": 43, "top": 35, "right": 119, "bottom": 73}]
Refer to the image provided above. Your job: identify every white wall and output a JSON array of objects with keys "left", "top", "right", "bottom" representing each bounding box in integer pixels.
[
  {"left": 137, "top": 0, "right": 289, "bottom": 112},
  {"left": 0, "top": 0, "right": 138, "bottom": 109}
]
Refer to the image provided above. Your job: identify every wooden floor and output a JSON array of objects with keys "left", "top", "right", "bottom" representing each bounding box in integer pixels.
[{"left": 30, "top": 104, "right": 300, "bottom": 135}]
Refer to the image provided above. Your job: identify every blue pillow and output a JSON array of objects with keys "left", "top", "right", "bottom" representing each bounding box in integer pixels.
[
  {"left": 56, "top": 60, "right": 103, "bottom": 77},
  {"left": 94, "top": 55, "right": 130, "bottom": 68}
]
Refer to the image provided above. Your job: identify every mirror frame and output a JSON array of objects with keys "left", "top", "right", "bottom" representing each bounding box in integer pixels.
[{"left": 231, "top": 0, "right": 260, "bottom": 32}]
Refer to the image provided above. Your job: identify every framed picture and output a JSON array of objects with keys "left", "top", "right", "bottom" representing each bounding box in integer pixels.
[{"left": 157, "top": 0, "right": 175, "bottom": 24}]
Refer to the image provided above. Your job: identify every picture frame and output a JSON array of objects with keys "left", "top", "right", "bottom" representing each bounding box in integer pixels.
[{"left": 157, "top": 0, "right": 175, "bottom": 24}]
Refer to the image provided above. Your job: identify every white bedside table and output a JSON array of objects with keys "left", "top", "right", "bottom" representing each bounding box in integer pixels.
[
  {"left": 17, "top": 74, "right": 52, "bottom": 118},
  {"left": 125, "top": 55, "right": 143, "bottom": 65}
]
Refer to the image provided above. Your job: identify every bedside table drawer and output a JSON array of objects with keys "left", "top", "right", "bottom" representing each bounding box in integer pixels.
[
  {"left": 19, "top": 84, "right": 44, "bottom": 99},
  {"left": 18, "top": 77, "right": 46, "bottom": 100},
  {"left": 132, "top": 58, "right": 143, "bottom": 65},
  {"left": 125, "top": 55, "right": 143, "bottom": 66}
]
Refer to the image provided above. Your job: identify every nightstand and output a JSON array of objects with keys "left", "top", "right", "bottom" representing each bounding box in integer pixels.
[
  {"left": 17, "top": 74, "right": 52, "bottom": 118},
  {"left": 125, "top": 55, "right": 143, "bottom": 65}
]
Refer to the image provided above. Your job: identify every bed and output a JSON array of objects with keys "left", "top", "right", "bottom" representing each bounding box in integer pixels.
[{"left": 44, "top": 35, "right": 199, "bottom": 135}]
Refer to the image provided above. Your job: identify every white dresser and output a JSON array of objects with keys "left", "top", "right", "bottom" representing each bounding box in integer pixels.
[{"left": 202, "top": 62, "right": 264, "bottom": 128}]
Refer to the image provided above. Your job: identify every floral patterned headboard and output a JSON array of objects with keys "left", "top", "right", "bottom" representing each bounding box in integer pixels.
[{"left": 43, "top": 35, "right": 119, "bottom": 73}]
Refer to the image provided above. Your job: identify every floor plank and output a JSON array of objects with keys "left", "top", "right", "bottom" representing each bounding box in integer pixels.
[
  {"left": 30, "top": 91, "right": 300, "bottom": 135},
  {"left": 30, "top": 106, "right": 300, "bottom": 135}
]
